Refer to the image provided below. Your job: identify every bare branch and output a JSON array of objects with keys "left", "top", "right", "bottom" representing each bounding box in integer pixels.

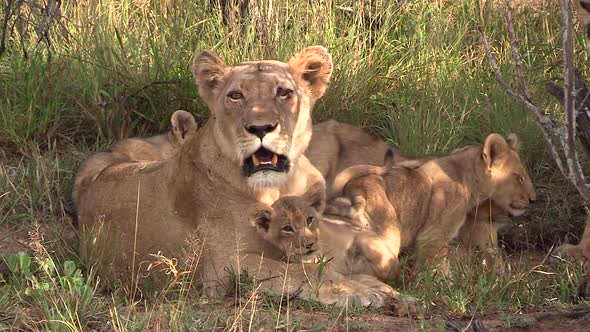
[
  {"left": 0, "top": 0, "right": 15, "bottom": 56},
  {"left": 478, "top": 25, "right": 569, "bottom": 179},
  {"left": 504, "top": 0, "right": 531, "bottom": 101},
  {"left": 561, "top": 0, "right": 590, "bottom": 202}
]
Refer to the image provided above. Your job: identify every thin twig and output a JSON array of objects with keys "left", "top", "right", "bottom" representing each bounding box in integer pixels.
[
  {"left": 561, "top": 0, "right": 590, "bottom": 202},
  {"left": 478, "top": 25, "right": 569, "bottom": 179},
  {"left": 503, "top": 0, "right": 531, "bottom": 101},
  {"left": 0, "top": 0, "right": 14, "bottom": 56}
]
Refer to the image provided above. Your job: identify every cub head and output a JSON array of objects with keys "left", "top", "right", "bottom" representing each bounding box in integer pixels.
[
  {"left": 482, "top": 133, "right": 536, "bottom": 217},
  {"left": 170, "top": 110, "right": 198, "bottom": 145},
  {"left": 247, "top": 183, "right": 325, "bottom": 261},
  {"left": 192, "top": 46, "right": 333, "bottom": 189}
]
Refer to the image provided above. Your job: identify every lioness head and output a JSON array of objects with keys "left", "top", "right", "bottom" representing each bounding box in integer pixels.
[
  {"left": 192, "top": 46, "right": 333, "bottom": 189},
  {"left": 482, "top": 133, "right": 536, "bottom": 217},
  {"left": 247, "top": 183, "right": 325, "bottom": 261}
]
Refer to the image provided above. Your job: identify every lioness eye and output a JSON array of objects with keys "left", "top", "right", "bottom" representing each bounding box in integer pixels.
[
  {"left": 306, "top": 216, "right": 314, "bottom": 225},
  {"left": 282, "top": 225, "right": 295, "bottom": 233},
  {"left": 227, "top": 91, "right": 243, "bottom": 101},
  {"left": 277, "top": 87, "right": 293, "bottom": 99}
]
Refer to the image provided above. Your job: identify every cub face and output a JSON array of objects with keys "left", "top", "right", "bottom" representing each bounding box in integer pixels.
[
  {"left": 191, "top": 47, "right": 333, "bottom": 189},
  {"left": 248, "top": 183, "right": 325, "bottom": 261},
  {"left": 483, "top": 133, "right": 536, "bottom": 217}
]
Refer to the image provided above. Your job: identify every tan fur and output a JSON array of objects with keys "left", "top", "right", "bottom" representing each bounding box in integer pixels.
[
  {"left": 248, "top": 184, "right": 417, "bottom": 311},
  {"left": 327, "top": 133, "right": 536, "bottom": 276},
  {"left": 458, "top": 201, "right": 512, "bottom": 268},
  {"left": 247, "top": 184, "right": 324, "bottom": 263},
  {"left": 76, "top": 47, "right": 401, "bottom": 308},
  {"left": 72, "top": 110, "right": 198, "bottom": 206},
  {"left": 306, "top": 120, "right": 407, "bottom": 192},
  {"left": 554, "top": 214, "right": 590, "bottom": 261},
  {"left": 310, "top": 120, "right": 530, "bottom": 265}
]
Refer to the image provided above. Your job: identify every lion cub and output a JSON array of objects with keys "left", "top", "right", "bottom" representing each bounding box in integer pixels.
[
  {"left": 247, "top": 184, "right": 324, "bottom": 263},
  {"left": 248, "top": 183, "right": 399, "bottom": 281},
  {"left": 328, "top": 133, "right": 536, "bottom": 276},
  {"left": 73, "top": 110, "right": 198, "bottom": 205}
]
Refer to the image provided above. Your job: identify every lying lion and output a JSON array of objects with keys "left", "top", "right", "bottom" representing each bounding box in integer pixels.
[
  {"left": 72, "top": 110, "right": 198, "bottom": 206},
  {"left": 75, "top": 46, "right": 401, "bottom": 308},
  {"left": 327, "top": 133, "right": 536, "bottom": 276},
  {"left": 308, "top": 120, "right": 533, "bottom": 267}
]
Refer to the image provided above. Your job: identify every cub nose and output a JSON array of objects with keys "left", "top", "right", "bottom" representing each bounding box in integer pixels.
[
  {"left": 305, "top": 242, "right": 315, "bottom": 249},
  {"left": 246, "top": 124, "right": 278, "bottom": 139},
  {"left": 529, "top": 190, "right": 537, "bottom": 203}
]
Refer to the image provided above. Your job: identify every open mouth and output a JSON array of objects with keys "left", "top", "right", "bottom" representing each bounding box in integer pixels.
[
  {"left": 243, "top": 147, "right": 290, "bottom": 177},
  {"left": 508, "top": 204, "right": 527, "bottom": 216}
]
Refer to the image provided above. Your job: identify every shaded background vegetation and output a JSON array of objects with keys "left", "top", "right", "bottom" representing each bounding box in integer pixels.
[{"left": 1, "top": 0, "right": 589, "bottom": 330}]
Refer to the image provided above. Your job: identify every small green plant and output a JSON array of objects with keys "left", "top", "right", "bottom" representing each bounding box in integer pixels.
[{"left": 5, "top": 252, "right": 100, "bottom": 331}]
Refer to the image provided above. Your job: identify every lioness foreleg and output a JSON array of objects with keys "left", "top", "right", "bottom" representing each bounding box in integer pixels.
[{"left": 234, "top": 253, "right": 399, "bottom": 308}]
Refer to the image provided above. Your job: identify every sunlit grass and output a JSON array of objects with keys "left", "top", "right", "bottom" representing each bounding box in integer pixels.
[{"left": 1, "top": 0, "right": 589, "bottom": 330}]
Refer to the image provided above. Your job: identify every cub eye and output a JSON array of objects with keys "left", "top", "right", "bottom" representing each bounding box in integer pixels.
[
  {"left": 227, "top": 91, "right": 243, "bottom": 101},
  {"left": 282, "top": 225, "right": 295, "bottom": 233},
  {"left": 277, "top": 87, "right": 293, "bottom": 99},
  {"left": 306, "top": 216, "right": 315, "bottom": 225},
  {"left": 514, "top": 173, "right": 525, "bottom": 183}
]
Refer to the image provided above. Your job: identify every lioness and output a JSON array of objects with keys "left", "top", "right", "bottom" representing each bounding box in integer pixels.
[
  {"left": 72, "top": 110, "right": 198, "bottom": 206},
  {"left": 328, "top": 133, "right": 536, "bottom": 275},
  {"left": 76, "top": 46, "right": 399, "bottom": 308}
]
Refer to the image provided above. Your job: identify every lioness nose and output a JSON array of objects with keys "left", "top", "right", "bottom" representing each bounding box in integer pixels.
[{"left": 246, "top": 123, "right": 278, "bottom": 139}]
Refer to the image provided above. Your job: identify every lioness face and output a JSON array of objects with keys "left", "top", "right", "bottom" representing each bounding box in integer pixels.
[
  {"left": 192, "top": 47, "right": 332, "bottom": 189},
  {"left": 484, "top": 134, "right": 536, "bottom": 217}
]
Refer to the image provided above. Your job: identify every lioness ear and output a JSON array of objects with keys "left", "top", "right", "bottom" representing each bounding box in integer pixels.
[
  {"left": 482, "top": 133, "right": 510, "bottom": 169},
  {"left": 506, "top": 133, "right": 520, "bottom": 152},
  {"left": 248, "top": 203, "right": 273, "bottom": 233},
  {"left": 171, "top": 110, "right": 198, "bottom": 141},
  {"left": 302, "top": 181, "right": 327, "bottom": 214},
  {"left": 287, "top": 46, "right": 333, "bottom": 99},
  {"left": 192, "top": 50, "right": 227, "bottom": 108}
]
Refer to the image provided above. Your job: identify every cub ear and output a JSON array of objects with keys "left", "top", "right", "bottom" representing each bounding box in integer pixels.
[
  {"left": 170, "top": 110, "right": 198, "bottom": 141},
  {"left": 506, "top": 133, "right": 520, "bottom": 152},
  {"left": 192, "top": 50, "right": 228, "bottom": 108},
  {"left": 302, "top": 181, "right": 327, "bottom": 214},
  {"left": 287, "top": 46, "right": 333, "bottom": 99},
  {"left": 248, "top": 203, "right": 273, "bottom": 233},
  {"left": 482, "top": 133, "right": 510, "bottom": 169}
]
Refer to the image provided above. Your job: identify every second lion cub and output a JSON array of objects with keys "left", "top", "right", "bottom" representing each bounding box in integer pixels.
[{"left": 329, "top": 133, "right": 536, "bottom": 276}]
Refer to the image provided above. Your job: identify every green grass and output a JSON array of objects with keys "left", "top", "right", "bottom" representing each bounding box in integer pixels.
[{"left": 1, "top": 0, "right": 589, "bottom": 330}]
